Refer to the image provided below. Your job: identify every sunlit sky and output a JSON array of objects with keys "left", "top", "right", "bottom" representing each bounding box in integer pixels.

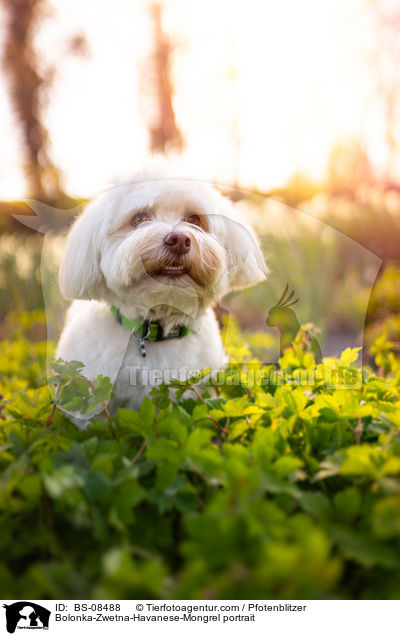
[{"left": 0, "top": 0, "right": 389, "bottom": 198}]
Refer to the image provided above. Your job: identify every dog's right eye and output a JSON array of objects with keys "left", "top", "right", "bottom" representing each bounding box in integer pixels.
[{"left": 130, "top": 210, "right": 151, "bottom": 227}]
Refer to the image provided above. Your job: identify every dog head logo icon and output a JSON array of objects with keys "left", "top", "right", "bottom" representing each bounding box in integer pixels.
[{"left": 3, "top": 602, "right": 50, "bottom": 634}]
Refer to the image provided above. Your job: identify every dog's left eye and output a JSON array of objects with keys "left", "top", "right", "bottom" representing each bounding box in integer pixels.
[
  {"left": 185, "top": 213, "right": 203, "bottom": 227},
  {"left": 130, "top": 210, "right": 151, "bottom": 227}
]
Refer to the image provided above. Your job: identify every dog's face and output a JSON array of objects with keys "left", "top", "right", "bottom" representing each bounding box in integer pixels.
[{"left": 59, "top": 171, "right": 267, "bottom": 319}]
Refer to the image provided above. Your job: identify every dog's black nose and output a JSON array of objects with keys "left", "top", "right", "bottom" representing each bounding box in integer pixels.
[{"left": 164, "top": 231, "right": 191, "bottom": 255}]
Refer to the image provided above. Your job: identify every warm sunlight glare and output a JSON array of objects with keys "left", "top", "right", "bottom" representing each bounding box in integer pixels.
[{"left": 0, "top": 0, "right": 376, "bottom": 197}]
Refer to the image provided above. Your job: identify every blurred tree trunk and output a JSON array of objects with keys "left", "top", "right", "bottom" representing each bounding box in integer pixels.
[
  {"left": 142, "top": 3, "right": 183, "bottom": 154},
  {"left": 1, "top": 0, "right": 63, "bottom": 200}
]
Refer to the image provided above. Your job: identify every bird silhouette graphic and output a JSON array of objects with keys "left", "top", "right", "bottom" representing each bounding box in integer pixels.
[{"left": 266, "top": 284, "right": 322, "bottom": 362}]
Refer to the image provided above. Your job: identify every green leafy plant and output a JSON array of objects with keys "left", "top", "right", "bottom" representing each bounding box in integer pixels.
[
  {"left": 1, "top": 311, "right": 400, "bottom": 600},
  {"left": 47, "top": 359, "right": 113, "bottom": 426}
]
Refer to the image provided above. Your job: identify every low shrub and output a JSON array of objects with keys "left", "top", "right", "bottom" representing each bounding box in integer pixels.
[{"left": 1, "top": 316, "right": 400, "bottom": 599}]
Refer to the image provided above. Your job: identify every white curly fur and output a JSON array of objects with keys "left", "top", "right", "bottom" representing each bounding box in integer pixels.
[{"left": 56, "top": 159, "right": 267, "bottom": 426}]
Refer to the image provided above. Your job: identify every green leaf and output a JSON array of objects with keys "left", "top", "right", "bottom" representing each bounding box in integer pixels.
[
  {"left": 273, "top": 456, "right": 304, "bottom": 479},
  {"left": 299, "top": 491, "right": 332, "bottom": 521},
  {"left": 84, "top": 471, "right": 112, "bottom": 501},
  {"left": 333, "top": 487, "right": 362, "bottom": 523},
  {"left": 372, "top": 496, "right": 400, "bottom": 539},
  {"left": 43, "top": 465, "right": 85, "bottom": 498}
]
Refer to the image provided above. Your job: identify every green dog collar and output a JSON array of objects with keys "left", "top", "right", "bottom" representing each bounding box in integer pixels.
[{"left": 110, "top": 305, "right": 190, "bottom": 357}]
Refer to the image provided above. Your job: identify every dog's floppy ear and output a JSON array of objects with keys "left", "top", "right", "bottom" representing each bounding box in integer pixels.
[
  {"left": 59, "top": 198, "right": 105, "bottom": 300},
  {"left": 215, "top": 200, "right": 268, "bottom": 292}
]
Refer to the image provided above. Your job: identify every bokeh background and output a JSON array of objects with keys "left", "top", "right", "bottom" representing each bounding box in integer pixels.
[{"left": 1, "top": 0, "right": 400, "bottom": 366}]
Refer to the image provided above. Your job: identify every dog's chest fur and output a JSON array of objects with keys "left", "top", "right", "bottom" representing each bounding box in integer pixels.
[{"left": 56, "top": 299, "right": 225, "bottom": 416}]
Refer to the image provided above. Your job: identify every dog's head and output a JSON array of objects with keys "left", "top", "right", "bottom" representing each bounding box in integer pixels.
[{"left": 59, "top": 162, "right": 267, "bottom": 319}]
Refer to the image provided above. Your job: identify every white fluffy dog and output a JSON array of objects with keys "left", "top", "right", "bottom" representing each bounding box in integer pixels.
[{"left": 56, "top": 160, "right": 267, "bottom": 424}]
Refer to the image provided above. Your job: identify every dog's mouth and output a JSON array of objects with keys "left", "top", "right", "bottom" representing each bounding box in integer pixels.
[
  {"left": 144, "top": 258, "right": 206, "bottom": 287},
  {"left": 156, "top": 264, "right": 188, "bottom": 278}
]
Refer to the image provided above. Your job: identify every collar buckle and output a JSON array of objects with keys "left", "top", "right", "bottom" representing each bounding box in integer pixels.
[{"left": 163, "top": 325, "right": 184, "bottom": 339}]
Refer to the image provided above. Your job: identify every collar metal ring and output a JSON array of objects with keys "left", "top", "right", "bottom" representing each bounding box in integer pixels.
[{"left": 131, "top": 323, "right": 151, "bottom": 341}]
